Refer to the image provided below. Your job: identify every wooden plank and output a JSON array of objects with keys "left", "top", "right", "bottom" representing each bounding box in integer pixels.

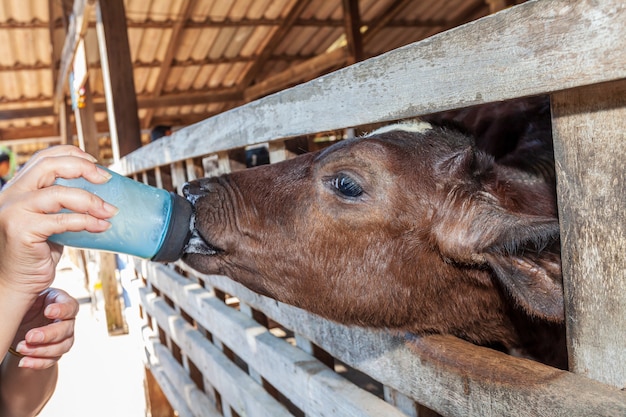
[
  {"left": 175, "top": 264, "right": 626, "bottom": 417},
  {"left": 170, "top": 161, "right": 186, "bottom": 194},
  {"left": 152, "top": 343, "right": 222, "bottom": 417},
  {"left": 95, "top": 0, "right": 142, "bottom": 161},
  {"left": 141, "top": 290, "right": 293, "bottom": 417},
  {"left": 139, "top": 262, "right": 408, "bottom": 417},
  {"left": 0, "top": 106, "right": 55, "bottom": 119},
  {"left": 551, "top": 80, "right": 626, "bottom": 389},
  {"left": 143, "top": 365, "right": 176, "bottom": 417},
  {"left": 144, "top": 338, "right": 195, "bottom": 417},
  {"left": 268, "top": 140, "right": 296, "bottom": 163},
  {"left": 113, "top": 0, "right": 626, "bottom": 175}
]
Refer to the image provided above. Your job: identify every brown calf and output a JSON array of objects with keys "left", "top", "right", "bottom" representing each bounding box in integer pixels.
[{"left": 183, "top": 99, "right": 566, "bottom": 368}]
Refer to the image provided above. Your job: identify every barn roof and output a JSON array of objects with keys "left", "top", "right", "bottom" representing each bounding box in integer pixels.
[{"left": 0, "top": 0, "right": 518, "bottom": 165}]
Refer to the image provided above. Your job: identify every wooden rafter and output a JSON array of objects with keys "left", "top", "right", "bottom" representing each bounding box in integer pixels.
[
  {"left": 239, "top": 0, "right": 312, "bottom": 89},
  {"left": 0, "top": 87, "right": 243, "bottom": 119},
  {"left": 342, "top": 0, "right": 363, "bottom": 64},
  {"left": 123, "top": 16, "right": 448, "bottom": 29},
  {"left": 140, "top": 0, "right": 195, "bottom": 130},
  {"left": 362, "top": 0, "right": 413, "bottom": 43},
  {"left": 243, "top": 0, "right": 422, "bottom": 102}
]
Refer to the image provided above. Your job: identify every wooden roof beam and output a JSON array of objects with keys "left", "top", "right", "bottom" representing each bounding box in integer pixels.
[
  {"left": 244, "top": 47, "right": 348, "bottom": 102},
  {"left": 0, "top": 88, "right": 243, "bottom": 121},
  {"left": 342, "top": 0, "right": 364, "bottom": 64},
  {"left": 239, "top": 0, "right": 312, "bottom": 89},
  {"left": 141, "top": 0, "right": 195, "bottom": 130},
  {"left": 242, "top": 0, "right": 417, "bottom": 102},
  {"left": 362, "top": 0, "right": 413, "bottom": 43}
]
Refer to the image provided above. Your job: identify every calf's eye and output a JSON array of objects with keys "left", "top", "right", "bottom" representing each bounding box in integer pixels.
[{"left": 330, "top": 174, "right": 363, "bottom": 198}]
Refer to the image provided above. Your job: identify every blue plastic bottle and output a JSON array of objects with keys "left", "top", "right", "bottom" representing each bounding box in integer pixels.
[{"left": 49, "top": 167, "right": 193, "bottom": 262}]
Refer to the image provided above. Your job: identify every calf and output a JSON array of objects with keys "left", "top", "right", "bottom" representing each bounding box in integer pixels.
[{"left": 182, "top": 100, "right": 566, "bottom": 368}]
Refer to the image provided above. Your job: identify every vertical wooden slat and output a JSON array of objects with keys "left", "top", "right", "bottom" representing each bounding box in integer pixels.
[
  {"left": 171, "top": 161, "right": 186, "bottom": 194},
  {"left": 551, "top": 80, "right": 626, "bottom": 389},
  {"left": 185, "top": 158, "right": 197, "bottom": 181},
  {"left": 268, "top": 141, "right": 296, "bottom": 163},
  {"left": 155, "top": 166, "right": 164, "bottom": 189}
]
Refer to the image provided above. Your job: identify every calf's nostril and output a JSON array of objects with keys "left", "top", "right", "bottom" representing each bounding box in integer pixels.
[
  {"left": 182, "top": 182, "right": 192, "bottom": 198},
  {"left": 182, "top": 181, "right": 207, "bottom": 198}
]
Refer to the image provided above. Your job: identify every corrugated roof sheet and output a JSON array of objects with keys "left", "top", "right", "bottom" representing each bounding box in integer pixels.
[{"left": 0, "top": 0, "right": 519, "bottom": 163}]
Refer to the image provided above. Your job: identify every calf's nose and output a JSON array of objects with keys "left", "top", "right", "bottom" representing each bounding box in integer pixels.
[
  {"left": 182, "top": 181, "right": 208, "bottom": 204},
  {"left": 182, "top": 180, "right": 209, "bottom": 196}
]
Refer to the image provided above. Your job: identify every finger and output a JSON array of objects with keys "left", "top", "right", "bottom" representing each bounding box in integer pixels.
[
  {"left": 25, "top": 145, "right": 97, "bottom": 166},
  {"left": 9, "top": 154, "right": 111, "bottom": 191},
  {"left": 44, "top": 292, "right": 80, "bottom": 321},
  {"left": 17, "top": 336, "right": 74, "bottom": 359},
  {"left": 23, "top": 318, "right": 75, "bottom": 346},
  {"left": 30, "top": 184, "right": 118, "bottom": 219},
  {"left": 44, "top": 304, "right": 78, "bottom": 322},
  {"left": 10, "top": 145, "right": 98, "bottom": 183},
  {"left": 18, "top": 355, "right": 62, "bottom": 370}
]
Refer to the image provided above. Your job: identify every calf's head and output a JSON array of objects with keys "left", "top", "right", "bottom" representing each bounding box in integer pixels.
[{"left": 182, "top": 121, "right": 563, "bottom": 362}]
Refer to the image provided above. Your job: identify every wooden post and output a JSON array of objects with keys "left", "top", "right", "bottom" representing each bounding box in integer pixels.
[
  {"left": 551, "top": 80, "right": 626, "bottom": 389},
  {"left": 95, "top": 0, "right": 142, "bottom": 161},
  {"left": 98, "top": 251, "right": 127, "bottom": 335},
  {"left": 74, "top": 79, "right": 100, "bottom": 160},
  {"left": 144, "top": 366, "right": 175, "bottom": 417},
  {"left": 59, "top": 98, "right": 73, "bottom": 146}
]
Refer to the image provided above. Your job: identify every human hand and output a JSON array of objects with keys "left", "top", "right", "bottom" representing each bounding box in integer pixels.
[
  {"left": 12, "top": 288, "right": 79, "bottom": 369},
  {"left": 0, "top": 145, "right": 117, "bottom": 298}
]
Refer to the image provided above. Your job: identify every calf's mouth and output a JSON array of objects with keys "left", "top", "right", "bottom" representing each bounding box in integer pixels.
[{"left": 184, "top": 227, "right": 222, "bottom": 256}]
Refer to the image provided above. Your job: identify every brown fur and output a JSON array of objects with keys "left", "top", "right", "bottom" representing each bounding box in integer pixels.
[{"left": 183, "top": 98, "right": 567, "bottom": 369}]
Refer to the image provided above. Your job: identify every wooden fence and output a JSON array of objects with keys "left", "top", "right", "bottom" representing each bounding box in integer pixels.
[{"left": 111, "top": 1, "right": 626, "bottom": 415}]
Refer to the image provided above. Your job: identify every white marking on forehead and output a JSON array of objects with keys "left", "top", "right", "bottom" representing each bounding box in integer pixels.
[{"left": 368, "top": 120, "right": 432, "bottom": 137}]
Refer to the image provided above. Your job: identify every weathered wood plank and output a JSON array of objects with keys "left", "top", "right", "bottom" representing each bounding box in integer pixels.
[
  {"left": 141, "top": 290, "right": 293, "bottom": 417},
  {"left": 173, "top": 263, "right": 626, "bottom": 417},
  {"left": 151, "top": 343, "right": 224, "bottom": 417},
  {"left": 113, "top": 0, "right": 626, "bottom": 175},
  {"left": 551, "top": 79, "right": 626, "bottom": 389},
  {"left": 139, "top": 262, "right": 408, "bottom": 417},
  {"left": 144, "top": 337, "right": 197, "bottom": 417}
]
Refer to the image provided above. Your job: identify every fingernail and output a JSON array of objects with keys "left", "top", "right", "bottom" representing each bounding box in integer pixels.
[
  {"left": 27, "top": 330, "right": 45, "bottom": 343},
  {"left": 45, "top": 305, "right": 60, "bottom": 318},
  {"left": 97, "top": 219, "right": 113, "bottom": 229},
  {"left": 103, "top": 202, "right": 119, "bottom": 216},
  {"left": 97, "top": 167, "right": 113, "bottom": 181}
]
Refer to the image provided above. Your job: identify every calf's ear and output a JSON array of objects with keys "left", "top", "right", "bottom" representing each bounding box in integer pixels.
[{"left": 433, "top": 203, "right": 564, "bottom": 322}]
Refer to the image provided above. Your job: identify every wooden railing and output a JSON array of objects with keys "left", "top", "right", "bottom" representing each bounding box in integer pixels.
[{"left": 112, "top": 1, "right": 626, "bottom": 415}]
